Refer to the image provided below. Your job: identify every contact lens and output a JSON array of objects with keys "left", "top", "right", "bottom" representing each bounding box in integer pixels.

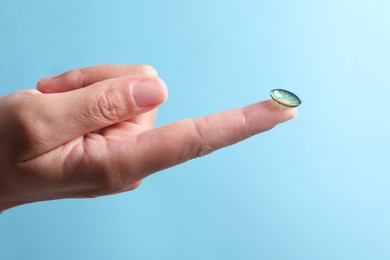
[{"left": 270, "top": 89, "right": 302, "bottom": 108}]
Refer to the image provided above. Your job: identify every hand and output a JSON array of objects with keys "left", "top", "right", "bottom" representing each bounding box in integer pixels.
[{"left": 0, "top": 64, "right": 297, "bottom": 212}]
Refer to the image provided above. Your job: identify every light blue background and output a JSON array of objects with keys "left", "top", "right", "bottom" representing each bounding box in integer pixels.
[{"left": 0, "top": 0, "right": 389, "bottom": 259}]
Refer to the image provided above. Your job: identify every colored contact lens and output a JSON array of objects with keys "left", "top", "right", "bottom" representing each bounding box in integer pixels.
[{"left": 270, "top": 89, "right": 302, "bottom": 108}]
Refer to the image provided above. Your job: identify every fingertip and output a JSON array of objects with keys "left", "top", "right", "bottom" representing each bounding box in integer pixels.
[
  {"left": 281, "top": 106, "right": 298, "bottom": 120},
  {"left": 276, "top": 105, "right": 298, "bottom": 124},
  {"left": 262, "top": 99, "right": 298, "bottom": 121},
  {"left": 157, "top": 77, "right": 168, "bottom": 103},
  {"left": 290, "top": 107, "right": 298, "bottom": 119},
  {"left": 36, "top": 75, "right": 56, "bottom": 91},
  {"left": 281, "top": 105, "right": 298, "bottom": 122},
  {"left": 135, "top": 64, "right": 158, "bottom": 76}
]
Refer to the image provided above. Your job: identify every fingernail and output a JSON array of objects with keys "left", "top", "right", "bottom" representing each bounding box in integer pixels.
[{"left": 132, "top": 79, "right": 167, "bottom": 107}]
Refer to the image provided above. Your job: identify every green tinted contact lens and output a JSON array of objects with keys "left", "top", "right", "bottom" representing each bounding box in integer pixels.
[{"left": 270, "top": 89, "right": 302, "bottom": 108}]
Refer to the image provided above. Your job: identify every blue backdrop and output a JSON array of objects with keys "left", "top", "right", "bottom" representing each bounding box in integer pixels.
[{"left": 1, "top": 0, "right": 389, "bottom": 259}]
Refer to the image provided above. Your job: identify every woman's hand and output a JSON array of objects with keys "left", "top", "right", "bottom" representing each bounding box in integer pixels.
[{"left": 0, "top": 64, "right": 297, "bottom": 212}]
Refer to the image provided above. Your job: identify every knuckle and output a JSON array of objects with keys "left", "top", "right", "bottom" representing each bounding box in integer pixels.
[
  {"left": 78, "top": 67, "right": 96, "bottom": 83},
  {"left": 89, "top": 89, "right": 123, "bottom": 122},
  {"left": 189, "top": 118, "right": 216, "bottom": 158},
  {"left": 69, "top": 68, "right": 85, "bottom": 85}
]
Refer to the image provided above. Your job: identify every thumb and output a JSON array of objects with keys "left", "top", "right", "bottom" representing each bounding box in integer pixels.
[{"left": 18, "top": 75, "right": 167, "bottom": 160}]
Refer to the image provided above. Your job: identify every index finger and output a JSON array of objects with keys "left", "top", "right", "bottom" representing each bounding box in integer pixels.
[{"left": 115, "top": 100, "right": 298, "bottom": 178}]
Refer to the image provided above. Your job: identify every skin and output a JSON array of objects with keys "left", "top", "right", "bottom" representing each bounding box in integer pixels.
[{"left": 0, "top": 64, "right": 297, "bottom": 212}]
